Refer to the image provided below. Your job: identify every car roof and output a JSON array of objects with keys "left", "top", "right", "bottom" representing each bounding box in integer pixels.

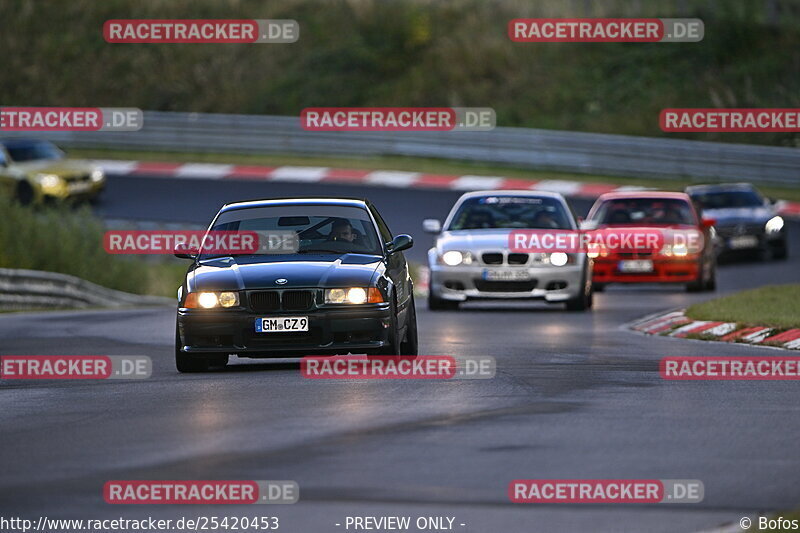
[
  {"left": 685, "top": 183, "right": 757, "bottom": 194},
  {"left": 220, "top": 197, "right": 369, "bottom": 213},
  {"left": 595, "top": 191, "right": 691, "bottom": 202},
  {"left": 456, "top": 189, "right": 567, "bottom": 201}
]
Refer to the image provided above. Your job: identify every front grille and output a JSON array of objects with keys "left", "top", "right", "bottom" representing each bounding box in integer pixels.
[
  {"left": 482, "top": 253, "right": 503, "bottom": 265},
  {"left": 249, "top": 291, "right": 280, "bottom": 312},
  {"left": 507, "top": 253, "right": 529, "bottom": 265},
  {"left": 716, "top": 223, "right": 763, "bottom": 238},
  {"left": 282, "top": 290, "right": 314, "bottom": 311},
  {"left": 616, "top": 251, "right": 655, "bottom": 259},
  {"left": 474, "top": 279, "right": 538, "bottom": 292},
  {"left": 248, "top": 290, "right": 316, "bottom": 312}
]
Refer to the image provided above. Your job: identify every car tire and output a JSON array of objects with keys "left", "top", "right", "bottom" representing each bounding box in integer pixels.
[
  {"left": 772, "top": 243, "right": 789, "bottom": 260},
  {"left": 687, "top": 258, "right": 714, "bottom": 292},
  {"left": 428, "top": 292, "right": 459, "bottom": 311},
  {"left": 704, "top": 262, "right": 717, "bottom": 291},
  {"left": 400, "top": 294, "right": 419, "bottom": 356},
  {"left": 377, "top": 294, "right": 402, "bottom": 356},
  {"left": 593, "top": 283, "right": 606, "bottom": 293},
  {"left": 175, "top": 326, "right": 211, "bottom": 372},
  {"left": 565, "top": 268, "right": 593, "bottom": 311},
  {"left": 16, "top": 182, "right": 35, "bottom": 206}
]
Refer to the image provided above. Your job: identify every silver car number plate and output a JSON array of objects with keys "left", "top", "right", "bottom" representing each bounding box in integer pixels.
[{"left": 482, "top": 269, "right": 531, "bottom": 281}]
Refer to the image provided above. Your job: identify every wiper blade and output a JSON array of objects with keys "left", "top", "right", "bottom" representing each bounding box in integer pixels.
[{"left": 298, "top": 249, "right": 343, "bottom": 254}]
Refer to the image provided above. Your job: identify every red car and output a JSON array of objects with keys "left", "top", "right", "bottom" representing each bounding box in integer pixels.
[{"left": 583, "top": 192, "right": 716, "bottom": 292}]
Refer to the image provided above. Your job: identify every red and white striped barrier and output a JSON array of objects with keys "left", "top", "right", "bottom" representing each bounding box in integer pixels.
[
  {"left": 631, "top": 309, "right": 800, "bottom": 350},
  {"left": 94, "top": 159, "right": 800, "bottom": 217}
]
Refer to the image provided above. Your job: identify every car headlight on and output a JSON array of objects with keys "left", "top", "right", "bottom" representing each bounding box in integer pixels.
[
  {"left": 766, "top": 216, "right": 784, "bottom": 234},
  {"left": 549, "top": 252, "right": 569, "bottom": 266},
  {"left": 441, "top": 250, "right": 472, "bottom": 266},
  {"left": 90, "top": 169, "right": 104, "bottom": 182},
  {"left": 586, "top": 243, "right": 607, "bottom": 258},
  {"left": 325, "top": 287, "right": 384, "bottom": 304},
  {"left": 184, "top": 291, "right": 240, "bottom": 308},
  {"left": 35, "top": 173, "right": 62, "bottom": 189}
]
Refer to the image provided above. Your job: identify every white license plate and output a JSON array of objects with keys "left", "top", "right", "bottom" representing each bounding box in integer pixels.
[
  {"left": 729, "top": 235, "right": 759, "bottom": 249},
  {"left": 255, "top": 316, "right": 308, "bottom": 333},
  {"left": 67, "top": 181, "right": 91, "bottom": 193},
  {"left": 618, "top": 260, "right": 654, "bottom": 273},
  {"left": 483, "top": 269, "right": 531, "bottom": 281}
]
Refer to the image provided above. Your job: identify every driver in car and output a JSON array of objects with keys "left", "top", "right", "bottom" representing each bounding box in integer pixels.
[{"left": 328, "top": 218, "right": 357, "bottom": 242}]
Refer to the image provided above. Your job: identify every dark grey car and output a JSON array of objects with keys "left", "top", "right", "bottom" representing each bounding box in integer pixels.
[{"left": 686, "top": 183, "right": 788, "bottom": 260}]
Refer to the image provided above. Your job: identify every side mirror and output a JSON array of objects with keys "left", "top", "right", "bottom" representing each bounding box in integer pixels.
[
  {"left": 422, "top": 219, "right": 442, "bottom": 234},
  {"left": 174, "top": 242, "right": 195, "bottom": 260},
  {"left": 579, "top": 219, "right": 597, "bottom": 231},
  {"left": 387, "top": 234, "right": 413, "bottom": 254},
  {"left": 701, "top": 218, "right": 716, "bottom": 229}
]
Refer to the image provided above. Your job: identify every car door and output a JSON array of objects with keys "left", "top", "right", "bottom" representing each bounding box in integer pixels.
[{"left": 0, "top": 148, "right": 16, "bottom": 198}]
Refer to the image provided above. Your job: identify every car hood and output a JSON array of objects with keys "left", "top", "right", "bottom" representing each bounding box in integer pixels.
[
  {"left": 701, "top": 207, "right": 773, "bottom": 225},
  {"left": 188, "top": 254, "right": 382, "bottom": 292},
  {"left": 14, "top": 159, "right": 96, "bottom": 178},
  {"left": 436, "top": 229, "right": 531, "bottom": 252}
]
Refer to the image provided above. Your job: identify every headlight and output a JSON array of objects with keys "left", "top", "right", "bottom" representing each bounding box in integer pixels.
[
  {"left": 90, "top": 169, "right": 104, "bottom": 182},
  {"left": 660, "top": 243, "right": 694, "bottom": 257},
  {"left": 586, "top": 243, "right": 607, "bottom": 258},
  {"left": 549, "top": 252, "right": 569, "bottom": 266},
  {"left": 184, "top": 291, "right": 240, "bottom": 309},
  {"left": 766, "top": 216, "right": 784, "bottom": 234},
  {"left": 35, "top": 173, "right": 62, "bottom": 189},
  {"left": 325, "top": 287, "right": 384, "bottom": 304},
  {"left": 441, "top": 250, "right": 472, "bottom": 266}
]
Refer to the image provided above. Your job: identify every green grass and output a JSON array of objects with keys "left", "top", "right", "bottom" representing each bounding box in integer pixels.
[
  {"left": 72, "top": 147, "right": 800, "bottom": 203},
  {"left": 686, "top": 284, "right": 800, "bottom": 330},
  {"left": 2, "top": 0, "right": 800, "bottom": 147},
  {"left": 0, "top": 198, "right": 186, "bottom": 298}
]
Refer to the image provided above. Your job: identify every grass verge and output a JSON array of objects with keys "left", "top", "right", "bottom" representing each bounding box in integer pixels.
[
  {"left": 686, "top": 284, "right": 800, "bottom": 330},
  {"left": 72, "top": 148, "right": 800, "bottom": 203},
  {"left": 0, "top": 198, "right": 186, "bottom": 298}
]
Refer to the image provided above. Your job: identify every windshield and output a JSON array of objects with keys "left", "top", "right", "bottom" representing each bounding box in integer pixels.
[
  {"left": 3, "top": 141, "right": 65, "bottom": 162},
  {"left": 204, "top": 204, "right": 383, "bottom": 258},
  {"left": 447, "top": 196, "right": 573, "bottom": 230},
  {"left": 592, "top": 198, "right": 697, "bottom": 226},
  {"left": 690, "top": 190, "right": 763, "bottom": 209}
]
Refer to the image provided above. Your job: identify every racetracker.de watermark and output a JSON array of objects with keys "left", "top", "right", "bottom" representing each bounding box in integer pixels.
[
  {"left": 661, "top": 357, "right": 800, "bottom": 380},
  {"left": 0, "top": 107, "right": 142, "bottom": 131},
  {"left": 508, "top": 18, "right": 703, "bottom": 42},
  {"left": 301, "top": 107, "right": 496, "bottom": 132},
  {"left": 103, "top": 230, "right": 300, "bottom": 255},
  {"left": 104, "top": 19, "right": 298, "bottom": 43},
  {"left": 301, "top": 355, "right": 496, "bottom": 379},
  {"left": 661, "top": 108, "right": 800, "bottom": 132},
  {"left": 0, "top": 356, "right": 151, "bottom": 380},
  {"left": 509, "top": 479, "right": 704, "bottom": 503},
  {"left": 104, "top": 481, "right": 298, "bottom": 504},
  {"left": 508, "top": 228, "right": 704, "bottom": 255}
]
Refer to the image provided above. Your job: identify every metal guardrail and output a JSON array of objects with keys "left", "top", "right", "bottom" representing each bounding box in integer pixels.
[
  {"left": 0, "top": 268, "right": 173, "bottom": 311},
  {"left": 4, "top": 111, "right": 799, "bottom": 186}
]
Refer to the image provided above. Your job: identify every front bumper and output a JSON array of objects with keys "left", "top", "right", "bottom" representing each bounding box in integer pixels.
[
  {"left": 177, "top": 304, "right": 392, "bottom": 357},
  {"left": 592, "top": 256, "right": 699, "bottom": 283},
  {"left": 428, "top": 263, "right": 584, "bottom": 302},
  {"left": 714, "top": 227, "right": 786, "bottom": 255}
]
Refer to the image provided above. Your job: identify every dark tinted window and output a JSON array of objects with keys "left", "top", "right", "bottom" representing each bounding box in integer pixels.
[
  {"left": 592, "top": 198, "right": 696, "bottom": 226},
  {"left": 690, "top": 190, "right": 763, "bottom": 209},
  {"left": 3, "top": 141, "right": 64, "bottom": 162},
  {"left": 448, "top": 196, "right": 573, "bottom": 230}
]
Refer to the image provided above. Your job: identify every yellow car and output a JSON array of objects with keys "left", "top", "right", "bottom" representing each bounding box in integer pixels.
[{"left": 0, "top": 139, "right": 106, "bottom": 204}]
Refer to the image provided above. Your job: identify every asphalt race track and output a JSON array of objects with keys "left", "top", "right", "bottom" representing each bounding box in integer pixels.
[{"left": 2, "top": 174, "right": 800, "bottom": 532}]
